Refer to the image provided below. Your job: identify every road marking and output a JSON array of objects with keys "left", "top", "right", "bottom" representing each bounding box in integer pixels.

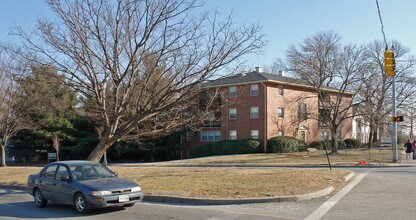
[{"left": 305, "top": 171, "right": 369, "bottom": 220}]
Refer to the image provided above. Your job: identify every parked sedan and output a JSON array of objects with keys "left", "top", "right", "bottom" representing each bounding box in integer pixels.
[{"left": 27, "top": 160, "right": 143, "bottom": 214}]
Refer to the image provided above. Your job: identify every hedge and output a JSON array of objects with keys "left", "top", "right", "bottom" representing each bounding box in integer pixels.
[
  {"left": 189, "top": 139, "right": 262, "bottom": 158},
  {"left": 308, "top": 140, "right": 347, "bottom": 150},
  {"left": 267, "top": 136, "right": 307, "bottom": 153},
  {"left": 344, "top": 138, "right": 361, "bottom": 148}
]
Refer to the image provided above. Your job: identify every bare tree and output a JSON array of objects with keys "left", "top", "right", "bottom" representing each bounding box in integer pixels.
[
  {"left": 0, "top": 49, "right": 33, "bottom": 166},
  {"left": 269, "top": 92, "right": 315, "bottom": 139},
  {"left": 14, "top": 0, "right": 265, "bottom": 161},
  {"left": 275, "top": 31, "right": 367, "bottom": 153},
  {"left": 357, "top": 40, "right": 416, "bottom": 148}
]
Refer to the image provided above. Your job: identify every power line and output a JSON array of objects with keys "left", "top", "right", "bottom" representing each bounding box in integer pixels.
[{"left": 375, "top": 0, "right": 388, "bottom": 49}]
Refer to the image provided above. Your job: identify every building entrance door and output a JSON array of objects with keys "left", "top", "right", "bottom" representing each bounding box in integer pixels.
[{"left": 299, "top": 130, "right": 308, "bottom": 143}]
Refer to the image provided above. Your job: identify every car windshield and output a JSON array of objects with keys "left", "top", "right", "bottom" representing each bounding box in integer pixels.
[{"left": 69, "top": 164, "right": 116, "bottom": 180}]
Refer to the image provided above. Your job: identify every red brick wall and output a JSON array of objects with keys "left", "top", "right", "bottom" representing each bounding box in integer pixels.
[{"left": 182, "top": 82, "right": 354, "bottom": 158}]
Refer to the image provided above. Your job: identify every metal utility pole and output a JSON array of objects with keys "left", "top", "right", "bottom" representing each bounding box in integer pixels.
[
  {"left": 392, "top": 73, "right": 398, "bottom": 162},
  {"left": 385, "top": 49, "right": 398, "bottom": 162}
]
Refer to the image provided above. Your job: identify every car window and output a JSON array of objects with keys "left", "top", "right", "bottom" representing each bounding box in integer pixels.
[
  {"left": 69, "top": 164, "right": 115, "bottom": 180},
  {"left": 41, "top": 165, "right": 58, "bottom": 179},
  {"left": 55, "top": 165, "right": 70, "bottom": 181}
]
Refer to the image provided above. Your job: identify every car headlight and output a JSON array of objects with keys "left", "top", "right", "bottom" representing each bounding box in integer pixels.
[
  {"left": 90, "top": 191, "right": 112, "bottom": 196},
  {"left": 131, "top": 186, "right": 142, "bottom": 192}
]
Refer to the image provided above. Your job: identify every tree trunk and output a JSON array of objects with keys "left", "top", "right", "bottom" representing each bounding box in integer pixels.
[
  {"left": 331, "top": 127, "right": 338, "bottom": 153},
  {"left": 87, "top": 139, "right": 116, "bottom": 162},
  {"left": 52, "top": 135, "right": 60, "bottom": 161},
  {"left": 331, "top": 137, "right": 337, "bottom": 153},
  {"left": 368, "top": 124, "right": 374, "bottom": 149},
  {"left": 0, "top": 144, "right": 6, "bottom": 167},
  {"left": 373, "top": 128, "right": 378, "bottom": 142}
]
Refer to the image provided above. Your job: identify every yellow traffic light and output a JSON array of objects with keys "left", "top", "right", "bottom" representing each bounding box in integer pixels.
[{"left": 384, "top": 50, "right": 395, "bottom": 76}]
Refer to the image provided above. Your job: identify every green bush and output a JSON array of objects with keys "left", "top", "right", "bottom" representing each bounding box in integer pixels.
[
  {"left": 308, "top": 140, "right": 345, "bottom": 150},
  {"left": 308, "top": 140, "right": 330, "bottom": 150},
  {"left": 267, "top": 136, "right": 307, "bottom": 153},
  {"left": 309, "top": 141, "right": 323, "bottom": 150},
  {"left": 344, "top": 138, "right": 360, "bottom": 148},
  {"left": 337, "top": 140, "right": 346, "bottom": 149},
  {"left": 189, "top": 139, "right": 262, "bottom": 158}
]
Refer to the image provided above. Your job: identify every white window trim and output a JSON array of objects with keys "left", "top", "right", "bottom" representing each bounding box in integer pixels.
[
  {"left": 201, "top": 130, "right": 221, "bottom": 141},
  {"left": 320, "top": 130, "right": 329, "bottom": 140},
  {"left": 250, "top": 130, "right": 259, "bottom": 139},
  {"left": 277, "top": 108, "right": 284, "bottom": 118},
  {"left": 277, "top": 85, "right": 284, "bottom": 96},
  {"left": 229, "top": 86, "right": 237, "bottom": 98},
  {"left": 187, "top": 131, "right": 193, "bottom": 141},
  {"left": 250, "top": 84, "right": 259, "bottom": 96},
  {"left": 250, "top": 106, "right": 259, "bottom": 119},
  {"left": 229, "top": 108, "right": 237, "bottom": 119},
  {"left": 229, "top": 130, "right": 237, "bottom": 140}
]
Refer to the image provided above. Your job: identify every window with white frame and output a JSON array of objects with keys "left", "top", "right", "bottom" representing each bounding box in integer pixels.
[
  {"left": 277, "top": 85, "right": 284, "bottom": 96},
  {"left": 187, "top": 131, "right": 194, "bottom": 141},
  {"left": 229, "top": 108, "right": 237, "bottom": 119},
  {"left": 337, "top": 129, "right": 342, "bottom": 140},
  {"left": 320, "top": 130, "right": 329, "bottom": 140},
  {"left": 298, "top": 103, "right": 307, "bottom": 120},
  {"left": 250, "top": 106, "right": 259, "bottom": 119},
  {"left": 250, "top": 130, "right": 259, "bottom": 139},
  {"left": 229, "top": 86, "right": 237, "bottom": 97},
  {"left": 201, "top": 130, "right": 221, "bottom": 141},
  {"left": 277, "top": 108, "right": 284, "bottom": 118},
  {"left": 277, "top": 130, "right": 284, "bottom": 136},
  {"left": 250, "top": 84, "right": 259, "bottom": 96},
  {"left": 229, "top": 130, "right": 237, "bottom": 140}
]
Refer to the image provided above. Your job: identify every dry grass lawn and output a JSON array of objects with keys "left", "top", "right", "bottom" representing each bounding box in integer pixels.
[
  {"left": 0, "top": 166, "right": 349, "bottom": 199},
  {"left": 165, "top": 148, "right": 401, "bottom": 166}
]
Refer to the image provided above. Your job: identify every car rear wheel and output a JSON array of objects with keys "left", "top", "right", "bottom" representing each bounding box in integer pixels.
[
  {"left": 74, "top": 193, "right": 91, "bottom": 214},
  {"left": 33, "top": 188, "right": 48, "bottom": 208}
]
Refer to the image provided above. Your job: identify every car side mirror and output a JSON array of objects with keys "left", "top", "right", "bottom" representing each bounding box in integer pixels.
[
  {"left": 113, "top": 172, "right": 118, "bottom": 177},
  {"left": 60, "top": 176, "right": 70, "bottom": 182}
]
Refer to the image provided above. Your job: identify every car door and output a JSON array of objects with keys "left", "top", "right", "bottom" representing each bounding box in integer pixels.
[
  {"left": 52, "top": 165, "right": 74, "bottom": 204},
  {"left": 38, "top": 164, "right": 58, "bottom": 200}
]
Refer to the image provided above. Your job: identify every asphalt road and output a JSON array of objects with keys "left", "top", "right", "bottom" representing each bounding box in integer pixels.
[{"left": 1, "top": 165, "right": 415, "bottom": 219}]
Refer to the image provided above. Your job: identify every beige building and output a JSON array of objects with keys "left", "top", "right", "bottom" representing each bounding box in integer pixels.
[{"left": 182, "top": 68, "right": 353, "bottom": 158}]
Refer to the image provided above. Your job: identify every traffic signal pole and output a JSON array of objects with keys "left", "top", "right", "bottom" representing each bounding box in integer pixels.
[
  {"left": 392, "top": 73, "right": 398, "bottom": 162},
  {"left": 385, "top": 49, "right": 398, "bottom": 162}
]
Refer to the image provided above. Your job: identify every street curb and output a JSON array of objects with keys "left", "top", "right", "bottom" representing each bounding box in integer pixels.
[
  {"left": 0, "top": 171, "right": 355, "bottom": 205},
  {"left": 144, "top": 186, "right": 334, "bottom": 205},
  {"left": 143, "top": 171, "right": 354, "bottom": 205},
  {"left": 0, "top": 184, "right": 25, "bottom": 191},
  {"left": 343, "top": 171, "right": 355, "bottom": 182},
  {"left": 112, "top": 162, "right": 414, "bottom": 168}
]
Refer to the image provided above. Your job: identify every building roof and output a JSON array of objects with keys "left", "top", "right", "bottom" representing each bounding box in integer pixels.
[{"left": 202, "top": 71, "right": 354, "bottom": 95}]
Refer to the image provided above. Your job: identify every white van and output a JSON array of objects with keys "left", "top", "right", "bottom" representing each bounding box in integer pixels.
[{"left": 380, "top": 137, "right": 391, "bottom": 147}]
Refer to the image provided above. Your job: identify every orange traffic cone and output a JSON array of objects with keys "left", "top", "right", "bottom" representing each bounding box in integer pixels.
[{"left": 359, "top": 159, "right": 366, "bottom": 165}]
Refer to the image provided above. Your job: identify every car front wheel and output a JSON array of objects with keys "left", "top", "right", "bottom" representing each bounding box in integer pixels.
[
  {"left": 33, "top": 188, "right": 48, "bottom": 208},
  {"left": 74, "top": 193, "right": 91, "bottom": 214}
]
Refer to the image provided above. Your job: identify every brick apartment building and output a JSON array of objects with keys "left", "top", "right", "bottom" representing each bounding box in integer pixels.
[{"left": 181, "top": 68, "right": 353, "bottom": 158}]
